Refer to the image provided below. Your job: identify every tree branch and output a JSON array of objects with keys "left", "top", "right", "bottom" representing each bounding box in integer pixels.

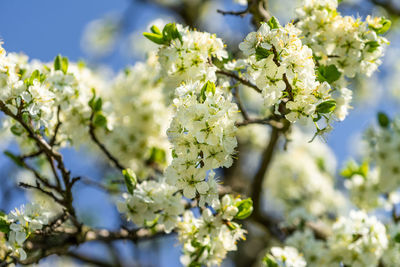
[
  {"left": 89, "top": 113, "right": 126, "bottom": 171},
  {"left": 216, "top": 70, "right": 262, "bottom": 93},
  {"left": 250, "top": 127, "right": 281, "bottom": 232},
  {"left": 217, "top": 6, "right": 250, "bottom": 17},
  {"left": 370, "top": 0, "right": 400, "bottom": 16},
  {"left": 67, "top": 252, "right": 115, "bottom": 267}
]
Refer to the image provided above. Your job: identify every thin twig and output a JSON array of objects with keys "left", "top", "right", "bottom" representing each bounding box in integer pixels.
[
  {"left": 49, "top": 106, "right": 62, "bottom": 146},
  {"left": 217, "top": 6, "right": 250, "bottom": 17},
  {"left": 80, "top": 177, "right": 121, "bottom": 194},
  {"left": 216, "top": 70, "right": 262, "bottom": 93},
  {"left": 233, "top": 87, "right": 250, "bottom": 121},
  {"left": 19, "top": 182, "right": 64, "bottom": 205},
  {"left": 67, "top": 252, "right": 115, "bottom": 267},
  {"left": 89, "top": 113, "right": 126, "bottom": 171},
  {"left": 370, "top": 0, "right": 400, "bottom": 16}
]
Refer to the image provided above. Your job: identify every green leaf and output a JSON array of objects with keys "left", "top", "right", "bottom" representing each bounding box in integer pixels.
[
  {"left": 143, "top": 32, "right": 166, "bottom": 45},
  {"left": 61, "top": 56, "right": 69, "bottom": 74},
  {"left": 188, "top": 262, "right": 202, "bottom": 267},
  {"left": 0, "top": 211, "right": 10, "bottom": 234},
  {"left": 225, "top": 221, "right": 237, "bottom": 230},
  {"left": 378, "top": 19, "right": 391, "bottom": 34},
  {"left": 369, "top": 18, "right": 391, "bottom": 35},
  {"left": 317, "top": 64, "right": 341, "bottom": 84},
  {"left": 150, "top": 25, "right": 162, "bottom": 35},
  {"left": 162, "top": 23, "right": 182, "bottom": 43},
  {"left": 88, "top": 89, "right": 97, "bottom": 110},
  {"left": 148, "top": 147, "right": 166, "bottom": 165},
  {"left": 30, "top": 69, "right": 40, "bottom": 83},
  {"left": 394, "top": 232, "right": 400, "bottom": 243},
  {"left": 93, "top": 113, "right": 107, "bottom": 128},
  {"left": 122, "top": 169, "right": 137, "bottom": 194},
  {"left": 316, "top": 100, "right": 336, "bottom": 114},
  {"left": 267, "top": 16, "right": 280, "bottom": 30},
  {"left": 340, "top": 160, "right": 369, "bottom": 179},
  {"left": 4, "top": 151, "right": 24, "bottom": 167},
  {"left": 255, "top": 46, "right": 272, "bottom": 61},
  {"left": 172, "top": 149, "right": 178, "bottom": 159},
  {"left": 263, "top": 255, "right": 279, "bottom": 267},
  {"left": 10, "top": 124, "right": 24, "bottom": 136},
  {"left": 94, "top": 98, "right": 103, "bottom": 112},
  {"left": 377, "top": 112, "right": 390, "bottom": 128},
  {"left": 365, "top": 41, "right": 380, "bottom": 53},
  {"left": 235, "top": 198, "right": 253, "bottom": 220},
  {"left": 199, "top": 81, "right": 216, "bottom": 103},
  {"left": 54, "top": 54, "right": 62, "bottom": 71},
  {"left": 22, "top": 113, "right": 30, "bottom": 124}
]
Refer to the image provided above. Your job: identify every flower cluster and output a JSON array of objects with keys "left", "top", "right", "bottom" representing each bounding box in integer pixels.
[
  {"left": 286, "top": 210, "right": 388, "bottom": 267},
  {"left": 327, "top": 210, "right": 388, "bottom": 267},
  {"left": 364, "top": 116, "right": 400, "bottom": 193},
  {"left": 117, "top": 177, "right": 184, "bottom": 233},
  {"left": 98, "top": 55, "right": 172, "bottom": 175},
  {"left": 238, "top": 18, "right": 341, "bottom": 124},
  {"left": 145, "top": 23, "right": 228, "bottom": 100},
  {"left": 178, "top": 195, "right": 250, "bottom": 267},
  {"left": 0, "top": 45, "right": 107, "bottom": 152},
  {"left": 165, "top": 81, "right": 238, "bottom": 205},
  {"left": 343, "top": 161, "right": 382, "bottom": 211},
  {"left": 296, "top": 0, "right": 390, "bottom": 78},
  {"left": 264, "top": 128, "right": 343, "bottom": 222},
  {"left": 3, "top": 203, "right": 52, "bottom": 260},
  {"left": 285, "top": 229, "right": 329, "bottom": 267},
  {"left": 382, "top": 222, "right": 400, "bottom": 266},
  {"left": 263, "top": 246, "right": 307, "bottom": 267}
]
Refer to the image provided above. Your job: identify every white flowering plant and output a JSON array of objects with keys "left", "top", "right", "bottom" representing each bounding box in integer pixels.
[{"left": 0, "top": 0, "right": 400, "bottom": 266}]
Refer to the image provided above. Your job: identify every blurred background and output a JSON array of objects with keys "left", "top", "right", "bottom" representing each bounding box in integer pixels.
[{"left": 0, "top": 0, "right": 399, "bottom": 266}]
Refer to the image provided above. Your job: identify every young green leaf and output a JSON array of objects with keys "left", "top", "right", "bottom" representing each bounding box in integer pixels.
[
  {"left": 199, "top": 81, "right": 216, "bottom": 103},
  {"left": 93, "top": 113, "right": 107, "bottom": 128},
  {"left": 317, "top": 64, "right": 341, "bottom": 84},
  {"left": 235, "top": 198, "right": 253, "bottom": 220},
  {"left": 316, "top": 100, "right": 336, "bottom": 114},
  {"left": 365, "top": 41, "right": 380, "bottom": 53},
  {"left": 255, "top": 46, "right": 272, "bottom": 61},
  {"left": 263, "top": 255, "right": 279, "bottom": 267},
  {"left": 162, "top": 23, "right": 182, "bottom": 43},
  {"left": 377, "top": 112, "right": 390, "bottom": 128},
  {"left": 122, "top": 169, "right": 137, "bottom": 194},
  {"left": 148, "top": 147, "right": 166, "bottom": 165},
  {"left": 150, "top": 25, "right": 162, "bottom": 35},
  {"left": 340, "top": 160, "right": 369, "bottom": 179},
  {"left": 369, "top": 18, "right": 391, "bottom": 35},
  {"left": 10, "top": 124, "right": 24, "bottom": 136},
  {"left": 267, "top": 16, "right": 280, "bottom": 30},
  {"left": 0, "top": 211, "right": 10, "bottom": 234},
  {"left": 394, "top": 232, "right": 400, "bottom": 243},
  {"left": 4, "top": 151, "right": 24, "bottom": 167},
  {"left": 54, "top": 54, "right": 62, "bottom": 71},
  {"left": 94, "top": 98, "right": 103, "bottom": 112},
  {"left": 61, "top": 56, "right": 69, "bottom": 74},
  {"left": 143, "top": 32, "right": 166, "bottom": 45}
]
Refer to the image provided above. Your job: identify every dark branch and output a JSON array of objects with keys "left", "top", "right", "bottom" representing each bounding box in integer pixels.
[
  {"left": 89, "top": 113, "right": 126, "bottom": 171},
  {"left": 233, "top": 87, "right": 250, "bottom": 121},
  {"left": 49, "top": 106, "right": 62, "bottom": 146},
  {"left": 67, "top": 252, "right": 114, "bottom": 267},
  {"left": 216, "top": 70, "right": 262, "bottom": 93},
  {"left": 370, "top": 0, "right": 400, "bottom": 16},
  {"left": 217, "top": 7, "right": 250, "bottom": 17},
  {"left": 19, "top": 182, "right": 64, "bottom": 205}
]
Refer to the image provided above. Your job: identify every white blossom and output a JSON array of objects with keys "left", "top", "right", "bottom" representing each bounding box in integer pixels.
[{"left": 264, "top": 246, "right": 307, "bottom": 267}]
